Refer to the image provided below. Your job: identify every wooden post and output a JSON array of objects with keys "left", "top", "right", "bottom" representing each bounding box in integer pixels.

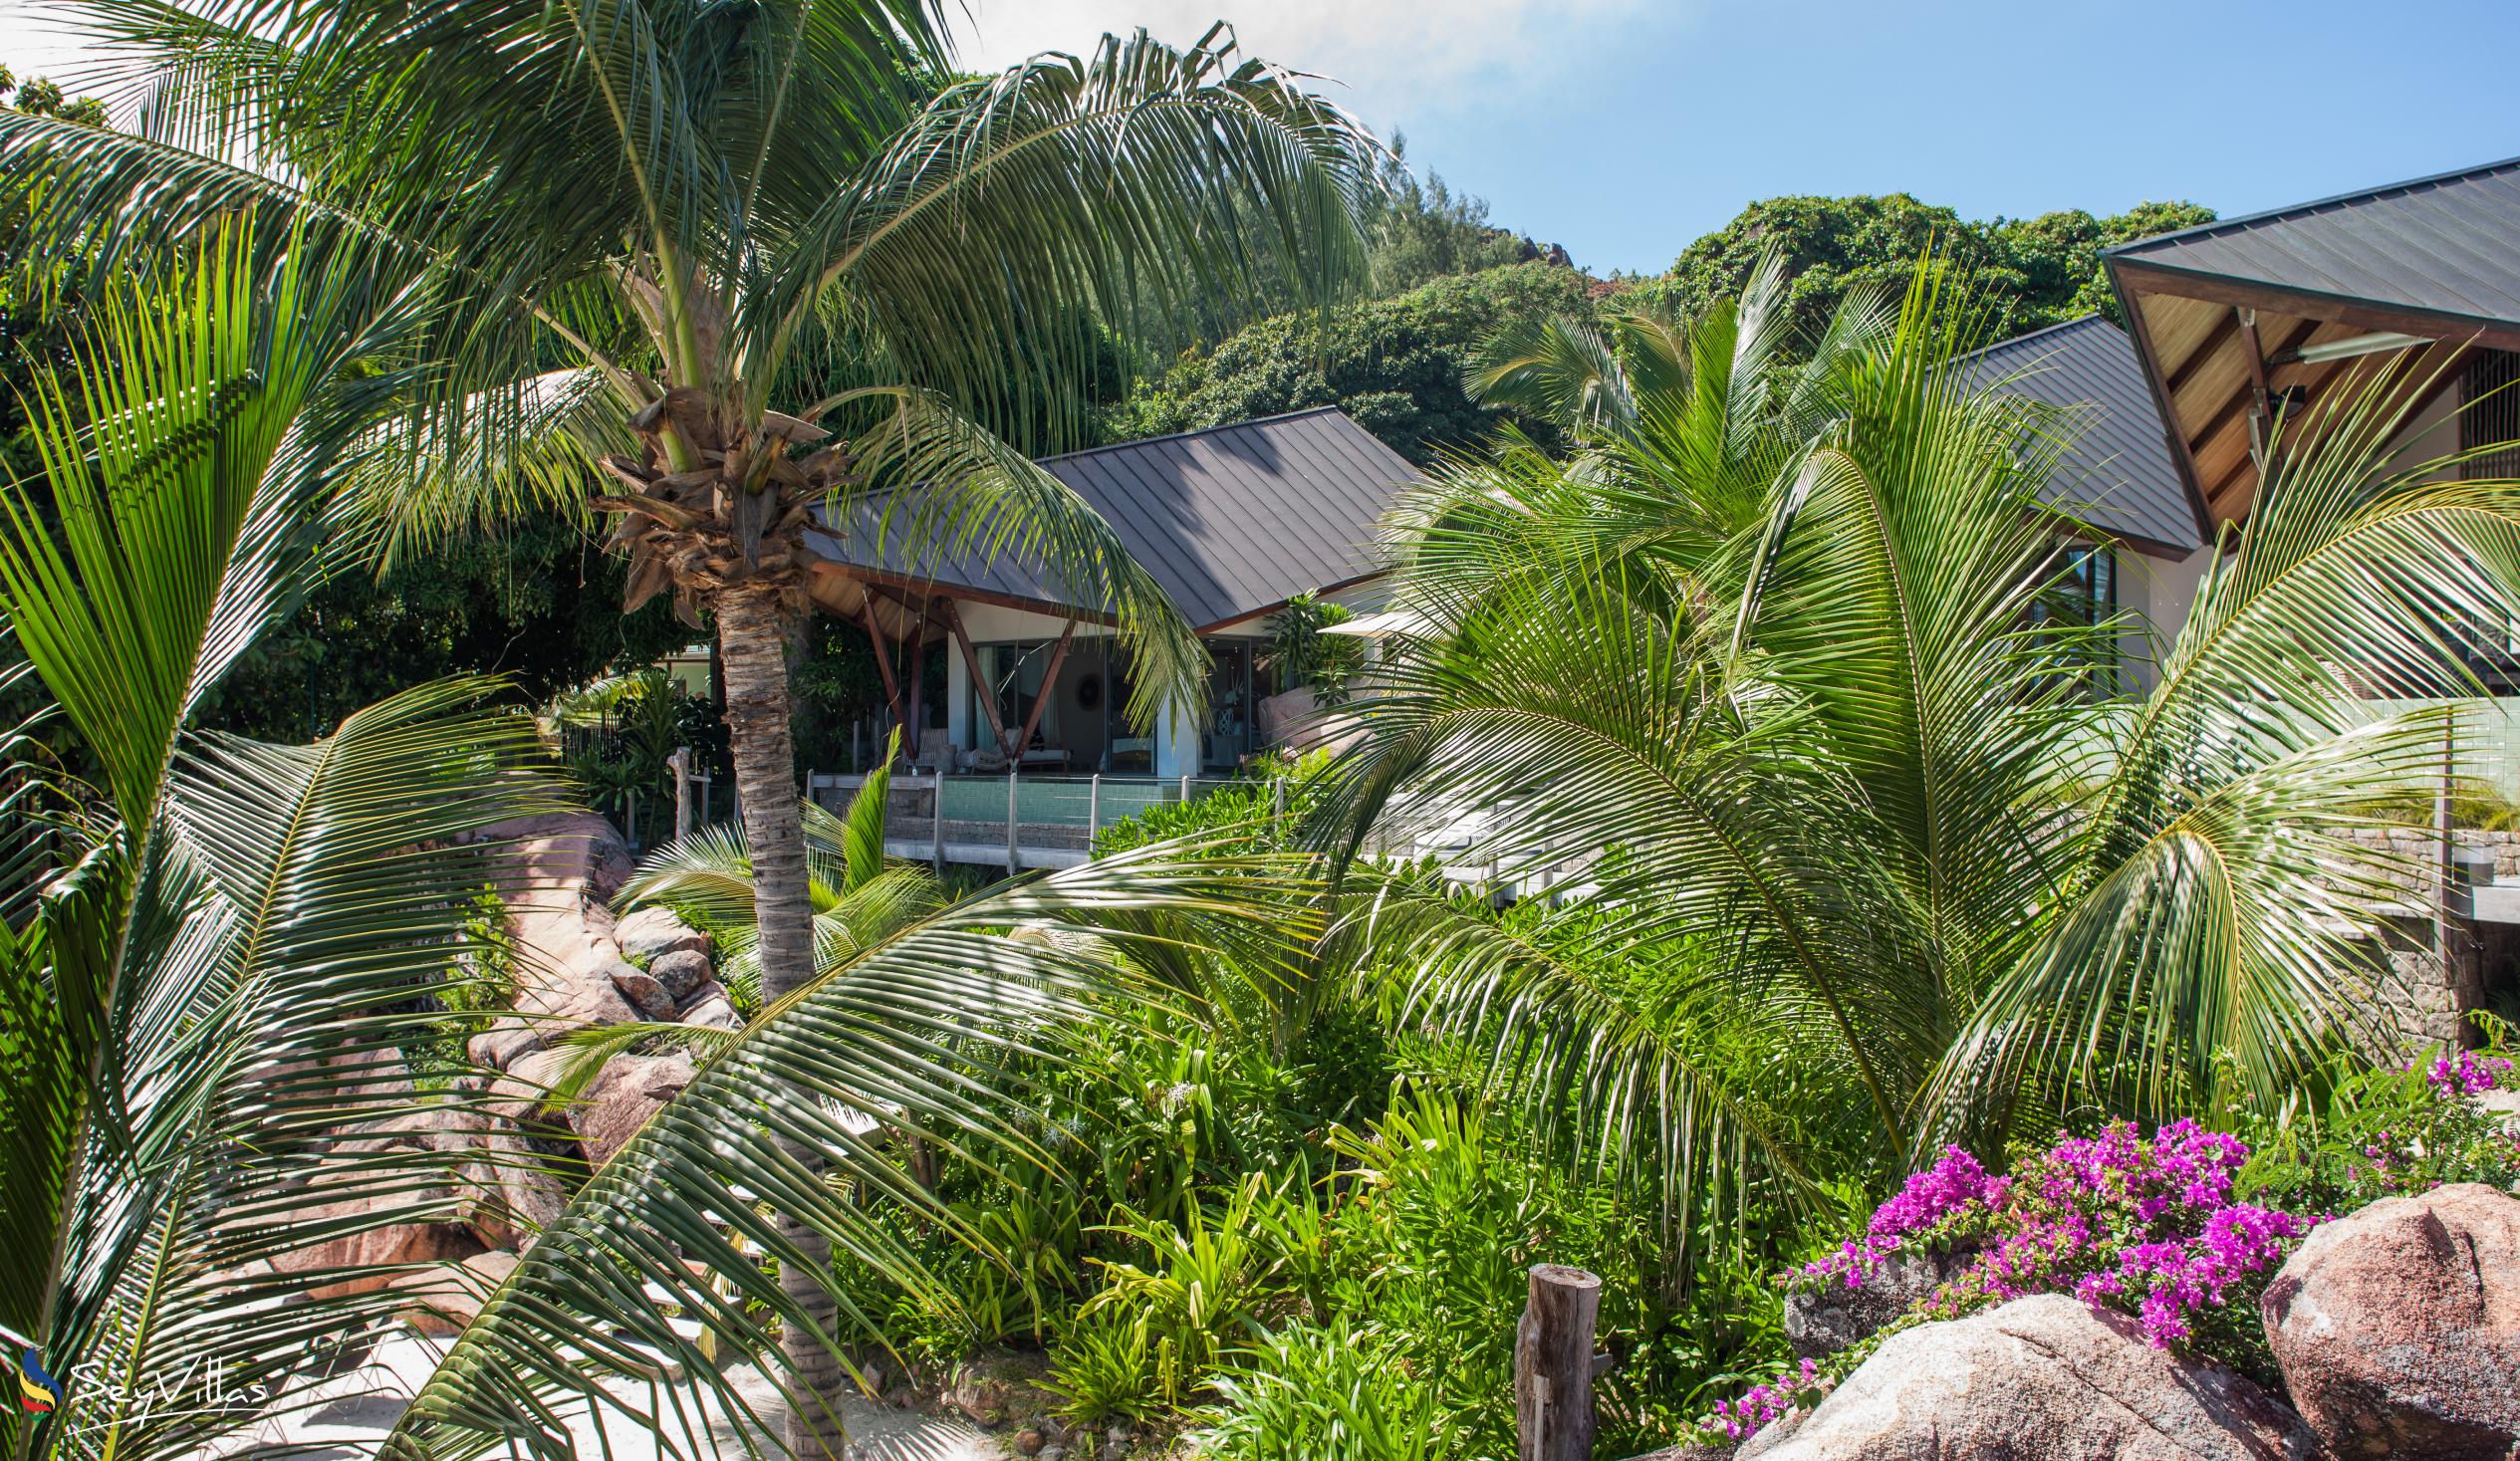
[
  {"left": 2438, "top": 714, "right": 2458, "bottom": 977},
  {"left": 858, "top": 597, "right": 908, "bottom": 730},
  {"left": 671, "top": 748, "right": 693, "bottom": 843},
  {"left": 1011, "top": 618, "right": 1079, "bottom": 757},
  {"left": 942, "top": 599, "right": 1017, "bottom": 758},
  {"left": 1514, "top": 1265, "right": 1602, "bottom": 1461}
]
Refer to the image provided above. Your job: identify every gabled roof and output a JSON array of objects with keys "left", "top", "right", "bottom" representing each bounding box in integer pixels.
[
  {"left": 1953, "top": 315, "right": 2207, "bottom": 555},
  {"left": 2103, "top": 155, "right": 2520, "bottom": 527},
  {"left": 807, "top": 406, "right": 1420, "bottom": 632},
  {"left": 2107, "top": 156, "right": 2520, "bottom": 332}
]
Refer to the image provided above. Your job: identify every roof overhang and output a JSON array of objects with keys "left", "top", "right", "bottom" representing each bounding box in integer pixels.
[{"left": 2107, "top": 257, "right": 2496, "bottom": 528}]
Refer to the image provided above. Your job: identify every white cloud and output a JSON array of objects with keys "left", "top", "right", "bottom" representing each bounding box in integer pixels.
[{"left": 947, "top": 0, "right": 1654, "bottom": 126}]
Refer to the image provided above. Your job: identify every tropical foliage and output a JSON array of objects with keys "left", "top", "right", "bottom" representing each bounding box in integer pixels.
[
  {"left": 1641, "top": 193, "right": 2218, "bottom": 340},
  {"left": 1108, "top": 263, "right": 1597, "bottom": 462},
  {"left": 0, "top": 10, "right": 1387, "bottom": 1441},
  {"left": 1324, "top": 259, "right": 2520, "bottom": 1250},
  {"left": 0, "top": 220, "right": 1313, "bottom": 1461}
]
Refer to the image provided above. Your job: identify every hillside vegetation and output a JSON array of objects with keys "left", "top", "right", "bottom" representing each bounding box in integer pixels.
[{"left": 1108, "top": 186, "right": 2215, "bottom": 464}]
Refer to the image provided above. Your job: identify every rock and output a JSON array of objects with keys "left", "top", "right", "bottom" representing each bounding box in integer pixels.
[
  {"left": 269, "top": 1188, "right": 485, "bottom": 1299},
  {"left": 1739, "top": 1294, "right": 2320, "bottom": 1461},
  {"left": 474, "top": 810, "right": 636, "bottom": 902},
  {"left": 2480, "top": 1088, "right": 2520, "bottom": 1130},
  {"left": 569, "top": 1052, "right": 695, "bottom": 1167},
  {"left": 489, "top": 1049, "right": 575, "bottom": 1120},
  {"left": 1013, "top": 1428, "right": 1047, "bottom": 1456},
  {"left": 616, "top": 905, "right": 710, "bottom": 961},
  {"left": 467, "top": 1017, "right": 546, "bottom": 1072},
  {"left": 608, "top": 962, "right": 677, "bottom": 1020},
  {"left": 679, "top": 988, "right": 742, "bottom": 1032},
  {"left": 391, "top": 1250, "right": 520, "bottom": 1337},
  {"left": 1037, "top": 1447, "right": 1064, "bottom": 1461},
  {"left": 352, "top": 1101, "right": 488, "bottom": 1156},
  {"left": 1782, "top": 1245, "right": 1972, "bottom": 1361},
  {"left": 460, "top": 1117, "right": 574, "bottom": 1252},
  {"left": 2260, "top": 1182, "right": 2520, "bottom": 1460},
  {"left": 484, "top": 811, "right": 642, "bottom": 1030},
  {"left": 647, "top": 948, "right": 714, "bottom": 1002}
]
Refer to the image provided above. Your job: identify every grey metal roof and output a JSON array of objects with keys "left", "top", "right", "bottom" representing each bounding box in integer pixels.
[
  {"left": 807, "top": 406, "right": 1420, "bottom": 632},
  {"left": 1953, "top": 315, "right": 2206, "bottom": 554},
  {"left": 2107, "top": 155, "right": 2520, "bottom": 329}
]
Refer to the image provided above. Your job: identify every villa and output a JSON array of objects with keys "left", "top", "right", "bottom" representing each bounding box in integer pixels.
[
  {"left": 2104, "top": 155, "right": 2520, "bottom": 681},
  {"left": 788, "top": 407, "right": 1416, "bottom": 860},
  {"left": 1951, "top": 312, "right": 2209, "bottom": 690}
]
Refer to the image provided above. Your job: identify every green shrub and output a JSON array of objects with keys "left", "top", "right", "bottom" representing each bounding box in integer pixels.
[
  {"left": 1054, "top": 1178, "right": 1292, "bottom": 1417},
  {"left": 1046, "top": 1305, "right": 1161, "bottom": 1424},
  {"left": 2235, "top": 1036, "right": 2520, "bottom": 1217},
  {"left": 1192, "top": 1319, "right": 1440, "bottom": 1461}
]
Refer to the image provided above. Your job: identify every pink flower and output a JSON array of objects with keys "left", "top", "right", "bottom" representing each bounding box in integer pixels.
[{"left": 2425, "top": 1051, "right": 2516, "bottom": 1097}]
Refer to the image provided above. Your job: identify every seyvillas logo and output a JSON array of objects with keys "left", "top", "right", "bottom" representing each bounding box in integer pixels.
[{"left": 12, "top": 1349, "right": 58, "bottom": 1414}]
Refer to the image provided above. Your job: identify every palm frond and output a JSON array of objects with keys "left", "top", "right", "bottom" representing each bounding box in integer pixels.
[{"left": 752, "top": 24, "right": 1382, "bottom": 441}]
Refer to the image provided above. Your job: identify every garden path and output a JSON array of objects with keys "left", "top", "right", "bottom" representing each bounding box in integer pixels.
[{"left": 200, "top": 1334, "right": 1010, "bottom": 1461}]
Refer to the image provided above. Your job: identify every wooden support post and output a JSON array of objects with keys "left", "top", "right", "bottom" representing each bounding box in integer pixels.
[
  {"left": 1012, "top": 618, "right": 1079, "bottom": 758},
  {"left": 942, "top": 599, "right": 1017, "bottom": 758},
  {"left": 1514, "top": 1265, "right": 1602, "bottom": 1461},
  {"left": 858, "top": 597, "right": 908, "bottom": 731},
  {"left": 671, "top": 748, "right": 692, "bottom": 843}
]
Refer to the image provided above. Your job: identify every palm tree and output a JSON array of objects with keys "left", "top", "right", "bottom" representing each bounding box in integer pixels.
[
  {"left": 1328, "top": 264, "right": 2520, "bottom": 1233},
  {"left": 0, "top": 10, "right": 1378, "bottom": 1444},
  {"left": 617, "top": 734, "right": 937, "bottom": 998},
  {"left": 0, "top": 228, "right": 1297, "bottom": 1461}
]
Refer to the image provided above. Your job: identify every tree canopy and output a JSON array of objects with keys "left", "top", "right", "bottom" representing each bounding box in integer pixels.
[
  {"left": 1640, "top": 193, "right": 2216, "bottom": 344},
  {"left": 1108, "top": 261, "right": 1595, "bottom": 463},
  {"left": 1100, "top": 191, "right": 2215, "bottom": 469}
]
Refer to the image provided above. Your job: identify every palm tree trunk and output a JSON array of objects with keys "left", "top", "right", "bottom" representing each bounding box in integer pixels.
[{"left": 712, "top": 584, "right": 849, "bottom": 1459}]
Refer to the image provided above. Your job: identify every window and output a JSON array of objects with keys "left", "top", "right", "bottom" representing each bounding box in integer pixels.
[{"left": 2031, "top": 541, "right": 2118, "bottom": 696}]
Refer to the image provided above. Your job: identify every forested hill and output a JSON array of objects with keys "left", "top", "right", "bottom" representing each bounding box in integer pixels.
[{"left": 1107, "top": 188, "right": 2215, "bottom": 466}]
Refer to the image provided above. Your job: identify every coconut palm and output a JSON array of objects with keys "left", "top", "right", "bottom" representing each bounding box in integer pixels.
[
  {"left": 1329, "top": 265, "right": 2520, "bottom": 1228},
  {"left": 0, "top": 229, "right": 1301, "bottom": 1461},
  {"left": 0, "top": 10, "right": 1378, "bottom": 1442}
]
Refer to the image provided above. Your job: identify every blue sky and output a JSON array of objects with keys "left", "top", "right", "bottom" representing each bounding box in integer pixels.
[
  {"left": 7, "top": 0, "right": 2517, "bottom": 275},
  {"left": 949, "top": 0, "right": 2520, "bottom": 275}
]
